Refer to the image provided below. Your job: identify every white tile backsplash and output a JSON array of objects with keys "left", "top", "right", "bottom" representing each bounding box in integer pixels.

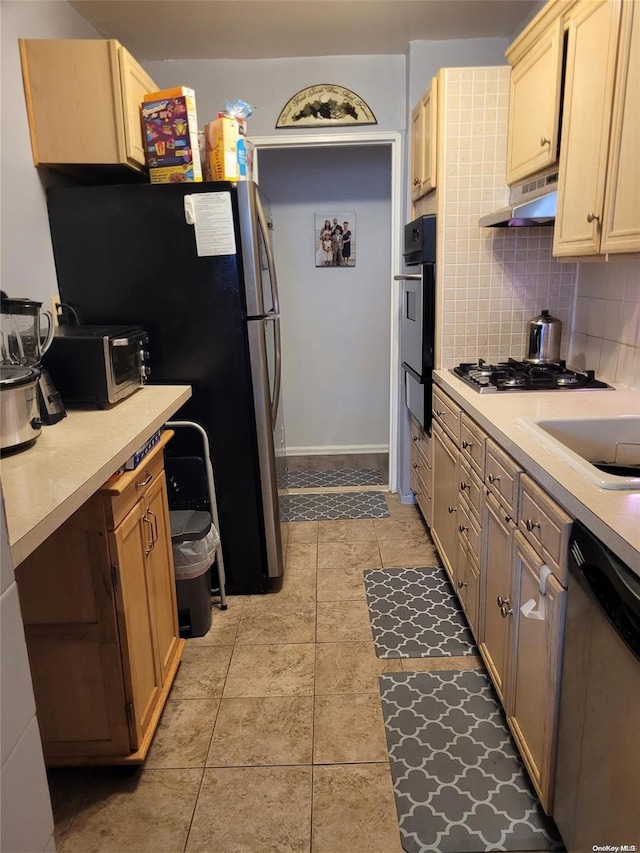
[{"left": 568, "top": 260, "right": 640, "bottom": 388}]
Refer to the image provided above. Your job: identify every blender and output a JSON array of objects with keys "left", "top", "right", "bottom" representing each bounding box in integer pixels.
[{"left": 0, "top": 293, "right": 66, "bottom": 425}]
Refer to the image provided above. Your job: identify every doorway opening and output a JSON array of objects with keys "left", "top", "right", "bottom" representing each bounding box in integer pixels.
[{"left": 253, "top": 132, "right": 403, "bottom": 494}]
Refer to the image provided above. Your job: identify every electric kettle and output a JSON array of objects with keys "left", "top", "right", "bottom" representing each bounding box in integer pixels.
[{"left": 524, "top": 309, "right": 562, "bottom": 364}]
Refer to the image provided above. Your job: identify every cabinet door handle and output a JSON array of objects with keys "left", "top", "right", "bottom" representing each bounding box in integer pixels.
[
  {"left": 435, "top": 409, "right": 445, "bottom": 417},
  {"left": 147, "top": 508, "right": 159, "bottom": 545},
  {"left": 136, "top": 472, "right": 153, "bottom": 489},
  {"left": 413, "top": 462, "right": 419, "bottom": 470},
  {"left": 448, "top": 505, "right": 457, "bottom": 513},
  {"left": 525, "top": 519, "right": 541, "bottom": 532},
  {"left": 412, "top": 435, "right": 419, "bottom": 442},
  {"left": 487, "top": 473, "right": 500, "bottom": 484},
  {"left": 458, "top": 523, "right": 468, "bottom": 534},
  {"left": 586, "top": 211, "right": 600, "bottom": 223},
  {"left": 540, "top": 136, "right": 551, "bottom": 146},
  {"left": 497, "top": 595, "right": 509, "bottom": 607},
  {"left": 462, "top": 440, "right": 471, "bottom": 449},
  {"left": 142, "top": 515, "right": 154, "bottom": 555},
  {"left": 413, "top": 177, "right": 421, "bottom": 186},
  {"left": 500, "top": 603, "right": 513, "bottom": 618},
  {"left": 460, "top": 481, "right": 468, "bottom": 491},
  {"left": 457, "top": 580, "right": 467, "bottom": 589}
]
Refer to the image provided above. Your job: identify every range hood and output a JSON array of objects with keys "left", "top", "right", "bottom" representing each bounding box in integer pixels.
[{"left": 479, "top": 172, "right": 558, "bottom": 227}]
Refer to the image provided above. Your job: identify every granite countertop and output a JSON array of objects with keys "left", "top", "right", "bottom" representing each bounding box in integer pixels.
[
  {"left": 434, "top": 370, "right": 640, "bottom": 573},
  {"left": 0, "top": 384, "right": 191, "bottom": 567}
]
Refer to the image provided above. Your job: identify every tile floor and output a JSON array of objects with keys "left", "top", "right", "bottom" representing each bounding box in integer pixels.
[{"left": 48, "top": 493, "right": 483, "bottom": 853}]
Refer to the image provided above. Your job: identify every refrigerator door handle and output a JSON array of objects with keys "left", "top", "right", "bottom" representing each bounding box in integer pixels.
[
  {"left": 255, "top": 190, "right": 280, "bottom": 315},
  {"left": 272, "top": 314, "right": 282, "bottom": 426}
]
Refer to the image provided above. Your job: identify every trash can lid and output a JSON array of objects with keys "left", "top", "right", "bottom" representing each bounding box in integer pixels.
[{"left": 170, "top": 509, "right": 212, "bottom": 543}]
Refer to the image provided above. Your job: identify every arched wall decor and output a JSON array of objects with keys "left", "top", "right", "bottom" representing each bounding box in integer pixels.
[{"left": 275, "top": 84, "right": 378, "bottom": 128}]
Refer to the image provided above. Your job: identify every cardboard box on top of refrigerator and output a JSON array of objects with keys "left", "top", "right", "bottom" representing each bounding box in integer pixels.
[
  {"left": 204, "top": 115, "right": 240, "bottom": 181},
  {"left": 141, "top": 86, "right": 202, "bottom": 182}
]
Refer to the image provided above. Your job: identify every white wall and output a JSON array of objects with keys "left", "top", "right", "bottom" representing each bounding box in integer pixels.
[
  {"left": 0, "top": 1, "right": 99, "bottom": 306},
  {"left": 143, "top": 55, "right": 406, "bottom": 136},
  {"left": 569, "top": 260, "right": 640, "bottom": 389},
  {"left": 258, "top": 145, "right": 392, "bottom": 453},
  {"left": 1, "top": 5, "right": 99, "bottom": 851}
]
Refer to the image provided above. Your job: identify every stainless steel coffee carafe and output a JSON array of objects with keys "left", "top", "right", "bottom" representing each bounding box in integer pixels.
[{"left": 524, "top": 309, "right": 562, "bottom": 364}]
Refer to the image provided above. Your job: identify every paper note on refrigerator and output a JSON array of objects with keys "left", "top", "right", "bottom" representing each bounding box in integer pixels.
[{"left": 188, "top": 192, "right": 237, "bottom": 256}]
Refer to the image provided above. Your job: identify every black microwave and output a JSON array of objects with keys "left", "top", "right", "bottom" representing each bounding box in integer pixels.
[{"left": 43, "top": 325, "right": 149, "bottom": 407}]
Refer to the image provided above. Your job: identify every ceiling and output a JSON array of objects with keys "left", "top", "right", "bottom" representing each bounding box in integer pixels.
[{"left": 70, "top": 0, "right": 541, "bottom": 61}]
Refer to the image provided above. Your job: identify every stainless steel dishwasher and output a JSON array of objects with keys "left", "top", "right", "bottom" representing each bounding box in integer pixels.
[{"left": 553, "top": 520, "right": 640, "bottom": 851}]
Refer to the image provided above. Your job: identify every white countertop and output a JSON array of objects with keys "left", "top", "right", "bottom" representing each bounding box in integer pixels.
[
  {"left": 434, "top": 370, "right": 640, "bottom": 573},
  {"left": 0, "top": 385, "right": 191, "bottom": 567}
]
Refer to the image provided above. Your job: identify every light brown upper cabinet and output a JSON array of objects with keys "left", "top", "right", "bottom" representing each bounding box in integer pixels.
[
  {"left": 600, "top": 0, "right": 640, "bottom": 253},
  {"left": 553, "top": 0, "right": 624, "bottom": 255},
  {"left": 505, "top": 16, "right": 564, "bottom": 185},
  {"left": 20, "top": 39, "right": 157, "bottom": 171},
  {"left": 411, "top": 76, "right": 438, "bottom": 201}
]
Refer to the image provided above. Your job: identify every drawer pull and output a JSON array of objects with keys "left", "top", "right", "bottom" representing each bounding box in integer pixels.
[
  {"left": 500, "top": 603, "right": 513, "bottom": 618},
  {"left": 435, "top": 409, "right": 445, "bottom": 417},
  {"left": 457, "top": 580, "right": 467, "bottom": 589},
  {"left": 487, "top": 473, "right": 500, "bottom": 484},
  {"left": 462, "top": 440, "right": 471, "bottom": 449},
  {"left": 497, "top": 595, "right": 509, "bottom": 607},
  {"left": 504, "top": 515, "right": 511, "bottom": 523},
  {"left": 413, "top": 462, "right": 419, "bottom": 470},
  {"left": 412, "top": 435, "right": 419, "bottom": 442},
  {"left": 460, "top": 481, "right": 468, "bottom": 491},
  {"left": 525, "top": 519, "right": 541, "bottom": 532},
  {"left": 458, "top": 523, "right": 468, "bottom": 534},
  {"left": 136, "top": 472, "right": 153, "bottom": 488},
  {"left": 448, "top": 505, "right": 457, "bottom": 513}
]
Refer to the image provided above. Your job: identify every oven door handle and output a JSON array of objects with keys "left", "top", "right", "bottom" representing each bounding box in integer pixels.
[{"left": 394, "top": 274, "right": 422, "bottom": 281}]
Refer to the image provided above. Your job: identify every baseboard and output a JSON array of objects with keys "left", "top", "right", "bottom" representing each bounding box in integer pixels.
[{"left": 286, "top": 444, "right": 389, "bottom": 457}]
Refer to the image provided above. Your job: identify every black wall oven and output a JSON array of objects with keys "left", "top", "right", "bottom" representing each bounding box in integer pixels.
[{"left": 395, "top": 214, "right": 436, "bottom": 433}]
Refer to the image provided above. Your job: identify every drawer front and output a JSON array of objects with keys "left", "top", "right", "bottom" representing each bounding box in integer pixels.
[
  {"left": 459, "top": 455, "right": 483, "bottom": 521},
  {"left": 412, "top": 466, "right": 432, "bottom": 526},
  {"left": 410, "top": 415, "right": 431, "bottom": 469},
  {"left": 460, "top": 414, "right": 486, "bottom": 476},
  {"left": 485, "top": 439, "right": 521, "bottom": 518},
  {"left": 433, "top": 385, "right": 461, "bottom": 445},
  {"left": 458, "top": 498, "right": 481, "bottom": 565},
  {"left": 518, "top": 474, "right": 572, "bottom": 584},
  {"left": 104, "top": 450, "right": 165, "bottom": 530}
]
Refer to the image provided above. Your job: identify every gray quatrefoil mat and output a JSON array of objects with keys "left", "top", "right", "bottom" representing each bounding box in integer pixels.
[
  {"left": 365, "top": 568, "right": 477, "bottom": 658},
  {"left": 280, "top": 491, "right": 390, "bottom": 521},
  {"left": 285, "top": 467, "right": 384, "bottom": 489},
  {"left": 380, "top": 670, "right": 564, "bottom": 853}
]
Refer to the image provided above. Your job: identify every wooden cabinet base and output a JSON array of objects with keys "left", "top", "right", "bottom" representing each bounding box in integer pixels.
[{"left": 44, "top": 639, "right": 184, "bottom": 768}]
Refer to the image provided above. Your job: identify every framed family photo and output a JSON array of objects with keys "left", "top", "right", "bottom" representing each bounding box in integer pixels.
[{"left": 315, "top": 212, "right": 356, "bottom": 268}]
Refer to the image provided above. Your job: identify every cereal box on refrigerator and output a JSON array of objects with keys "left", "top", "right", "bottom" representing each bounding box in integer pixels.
[{"left": 141, "top": 87, "right": 202, "bottom": 183}]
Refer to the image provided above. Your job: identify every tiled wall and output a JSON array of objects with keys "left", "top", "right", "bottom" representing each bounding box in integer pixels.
[
  {"left": 569, "top": 260, "right": 640, "bottom": 389},
  {"left": 435, "top": 67, "right": 577, "bottom": 367}
]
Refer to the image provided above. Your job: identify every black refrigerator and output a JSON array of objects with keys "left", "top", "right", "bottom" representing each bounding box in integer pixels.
[{"left": 46, "top": 181, "right": 286, "bottom": 595}]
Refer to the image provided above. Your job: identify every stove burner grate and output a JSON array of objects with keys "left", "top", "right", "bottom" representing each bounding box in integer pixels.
[{"left": 452, "top": 358, "right": 611, "bottom": 392}]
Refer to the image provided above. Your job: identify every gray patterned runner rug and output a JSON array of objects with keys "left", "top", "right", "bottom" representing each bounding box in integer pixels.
[
  {"left": 280, "top": 491, "right": 390, "bottom": 521},
  {"left": 285, "top": 468, "right": 384, "bottom": 489},
  {"left": 365, "top": 568, "right": 476, "bottom": 658},
  {"left": 380, "top": 670, "right": 563, "bottom": 852}
]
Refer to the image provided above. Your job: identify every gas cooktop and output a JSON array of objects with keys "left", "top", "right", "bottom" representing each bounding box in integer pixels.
[{"left": 452, "top": 359, "right": 613, "bottom": 393}]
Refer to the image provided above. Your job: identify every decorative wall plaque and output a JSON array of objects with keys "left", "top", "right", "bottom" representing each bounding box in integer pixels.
[{"left": 276, "top": 85, "right": 377, "bottom": 128}]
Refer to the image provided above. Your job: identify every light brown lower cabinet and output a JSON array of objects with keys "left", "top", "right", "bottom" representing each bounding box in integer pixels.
[
  {"left": 16, "top": 433, "right": 184, "bottom": 766},
  {"left": 479, "top": 492, "right": 516, "bottom": 705},
  {"left": 430, "top": 420, "right": 459, "bottom": 582},
  {"left": 508, "top": 531, "right": 567, "bottom": 815}
]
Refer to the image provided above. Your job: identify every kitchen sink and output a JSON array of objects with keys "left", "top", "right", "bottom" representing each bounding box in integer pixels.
[{"left": 518, "top": 415, "right": 640, "bottom": 490}]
